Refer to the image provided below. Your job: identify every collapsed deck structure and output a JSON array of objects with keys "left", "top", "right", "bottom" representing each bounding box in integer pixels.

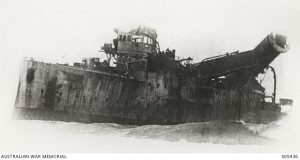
[{"left": 14, "top": 26, "right": 290, "bottom": 124}]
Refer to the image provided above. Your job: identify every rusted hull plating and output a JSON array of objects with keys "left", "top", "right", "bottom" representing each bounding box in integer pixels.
[{"left": 13, "top": 59, "right": 281, "bottom": 125}]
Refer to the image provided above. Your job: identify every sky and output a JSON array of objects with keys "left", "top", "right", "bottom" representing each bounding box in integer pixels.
[
  {"left": 1, "top": 0, "right": 300, "bottom": 105},
  {"left": 0, "top": 0, "right": 300, "bottom": 154},
  {"left": 0, "top": 0, "right": 300, "bottom": 117}
]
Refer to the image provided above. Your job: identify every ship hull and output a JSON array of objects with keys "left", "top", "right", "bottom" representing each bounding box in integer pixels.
[{"left": 13, "top": 59, "right": 281, "bottom": 125}]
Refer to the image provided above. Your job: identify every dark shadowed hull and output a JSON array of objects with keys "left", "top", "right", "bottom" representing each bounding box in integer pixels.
[{"left": 13, "top": 59, "right": 282, "bottom": 125}]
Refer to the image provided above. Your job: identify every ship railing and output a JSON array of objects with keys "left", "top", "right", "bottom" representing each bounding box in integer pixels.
[{"left": 199, "top": 50, "right": 239, "bottom": 63}]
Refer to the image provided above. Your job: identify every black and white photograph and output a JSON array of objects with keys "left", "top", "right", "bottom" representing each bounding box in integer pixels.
[{"left": 0, "top": 0, "right": 299, "bottom": 159}]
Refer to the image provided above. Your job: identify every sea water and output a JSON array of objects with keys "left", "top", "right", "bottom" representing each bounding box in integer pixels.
[{"left": 0, "top": 105, "right": 298, "bottom": 153}]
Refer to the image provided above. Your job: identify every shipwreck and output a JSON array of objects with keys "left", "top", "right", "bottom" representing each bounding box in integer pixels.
[{"left": 14, "top": 26, "right": 290, "bottom": 125}]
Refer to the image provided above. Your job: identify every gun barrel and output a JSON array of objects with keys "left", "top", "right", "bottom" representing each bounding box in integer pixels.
[{"left": 194, "top": 32, "right": 290, "bottom": 79}]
